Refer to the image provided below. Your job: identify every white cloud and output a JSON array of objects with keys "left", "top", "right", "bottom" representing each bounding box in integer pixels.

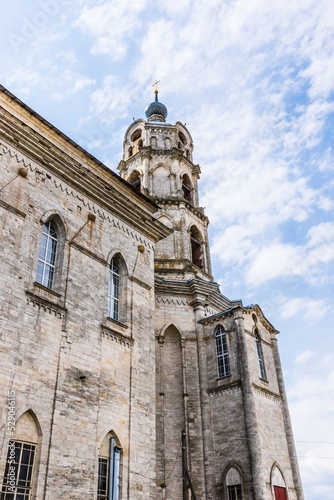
[
  {"left": 295, "top": 350, "right": 315, "bottom": 365},
  {"left": 281, "top": 297, "right": 331, "bottom": 320},
  {"left": 288, "top": 353, "right": 334, "bottom": 497},
  {"left": 76, "top": 0, "right": 148, "bottom": 59}
]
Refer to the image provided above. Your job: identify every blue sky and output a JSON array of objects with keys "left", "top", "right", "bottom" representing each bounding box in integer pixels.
[{"left": 1, "top": 1, "right": 334, "bottom": 498}]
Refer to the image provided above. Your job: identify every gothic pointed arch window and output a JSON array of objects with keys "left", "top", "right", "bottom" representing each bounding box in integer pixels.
[
  {"left": 225, "top": 465, "right": 243, "bottom": 500},
  {"left": 215, "top": 325, "right": 230, "bottom": 378},
  {"left": 181, "top": 173, "right": 192, "bottom": 203},
  {"left": 271, "top": 465, "right": 288, "bottom": 500},
  {"left": 107, "top": 254, "right": 127, "bottom": 323},
  {"left": 255, "top": 329, "right": 266, "bottom": 380},
  {"left": 108, "top": 258, "right": 120, "bottom": 321},
  {"left": 128, "top": 170, "right": 141, "bottom": 192},
  {"left": 1, "top": 410, "right": 41, "bottom": 500},
  {"left": 98, "top": 432, "right": 122, "bottom": 500},
  {"left": 36, "top": 219, "right": 60, "bottom": 289},
  {"left": 190, "top": 225, "right": 203, "bottom": 269}
]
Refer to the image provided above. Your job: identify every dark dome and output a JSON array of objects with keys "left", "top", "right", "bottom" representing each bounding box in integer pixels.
[{"left": 145, "top": 91, "right": 168, "bottom": 122}]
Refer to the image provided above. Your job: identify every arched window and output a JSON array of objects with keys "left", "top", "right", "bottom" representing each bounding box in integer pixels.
[
  {"left": 98, "top": 433, "right": 122, "bottom": 500},
  {"left": 226, "top": 466, "right": 243, "bottom": 500},
  {"left": 131, "top": 129, "right": 141, "bottom": 142},
  {"left": 255, "top": 329, "right": 266, "bottom": 380},
  {"left": 271, "top": 465, "right": 287, "bottom": 500},
  {"left": 1, "top": 410, "right": 40, "bottom": 500},
  {"left": 128, "top": 170, "right": 141, "bottom": 192},
  {"left": 178, "top": 131, "right": 187, "bottom": 145},
  {"left": 215, "top": 325, "right": 230, "bottom": 378},
  {"left": 36, "top": 220, "right": 58, "bottom": 289},
  {"left": 150, "top": 136, "right": 157, "bottom": 148},
  {"left": 190, "top": 225, "right": 203, "bottom": 269},
  {"left": 108, "top": 259, "right": 120, "bottom": 321},
  {"left": 181, "top": 173, "right": 192, "bottom": 203},
  {"left": 128, "top": 145, "right": 133, "bottom": 157}
]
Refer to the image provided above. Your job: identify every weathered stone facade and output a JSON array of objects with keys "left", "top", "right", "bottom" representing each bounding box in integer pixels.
[{"left": 0, "top": 86, "right": 303, "bottom": 499}]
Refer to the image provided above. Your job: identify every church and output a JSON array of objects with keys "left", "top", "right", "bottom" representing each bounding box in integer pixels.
[{"left": 0, "top": 84, "right": 303, "bottom": 500}]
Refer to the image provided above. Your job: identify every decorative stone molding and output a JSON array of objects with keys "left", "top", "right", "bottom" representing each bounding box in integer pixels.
[
  {"left": 208, "top": 380, "right": 242, "bottom": 396},
  {"left": 253, "top": 383, "right": 282, "bottom": 403},
  {"left": 0, "top": 198, "right": 26, "bottom": 219},
  {"left": 101, "top": 323, "right": 133, "bottom": 349},
  {"left": 26, "top": 290, "right": 67, "bottom": 320},
  {"left": 155, "top": 297, "right": 189, "bottom": 306},
  {"left": 70, "top": 241, "right": 107, "bottom": 266},
  {"left": 129, "top": 275, "right": 152, "bottom": 290}
]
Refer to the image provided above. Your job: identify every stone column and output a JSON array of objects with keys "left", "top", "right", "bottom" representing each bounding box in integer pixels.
[
  {"left": 234, "top": 309, "right": 266, "bottom": 500},
  {"left": 142, "top": 152, "right": 151, "bottom": 193},
  {"left": 271, "top": 333, "right": 304, "bottom": 500},
  {"left": 169, "top": 173, "right": 176, "bottom": 196},
  {"left": 192, "top": 299, "right": 211, "bottom": 499}
]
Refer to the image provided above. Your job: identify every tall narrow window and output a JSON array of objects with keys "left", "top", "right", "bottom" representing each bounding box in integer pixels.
[
  {"left": 190, "top": 225, "right": 203, "bottom": 269},
  {"left": 215, "top": 325, "right": 230, "bottom": 378},
  {"left": 181, "top": 174, "right": 192, "bottom": 203},
  {"left": 128, "top": 170, "right": 141, "bottom": 192},
  {"left": 255, "top": 329, "right": 266, "bottom": 379},
  {"left": 108, "top": 259, "right": 120, "bottom": 321},
  {"left": 1, "top": 441, "right": 36, "bottom": 499},
  {"left": 98, "top": 437, "right": 122, "bottom": 500},
  {"left": 36, "top": 221, "right": 58, "bottom": 289}
]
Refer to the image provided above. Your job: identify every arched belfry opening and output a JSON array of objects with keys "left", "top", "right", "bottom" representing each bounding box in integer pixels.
[
  {"left": 190, "top": 225, "right": 203, "bottom": 269},
  {"left": 181, "top": 173, "right": 192, "bottom": 203},
  {"left": 127, "top": 170, "right": 141, "bottom": 192}
]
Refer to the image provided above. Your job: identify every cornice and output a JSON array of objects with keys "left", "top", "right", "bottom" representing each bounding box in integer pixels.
[
  {"left": 154, "top": 276, "right": 233, "bottom": 311},
  {"left": 0, "top": 106, "right": 170, "bottom": 244},
  {"left": 118, "top": 146, "right": 200, "bottom": 175},
  {"left": 151, "top": 197, "right": 209, "bottom": 224}
]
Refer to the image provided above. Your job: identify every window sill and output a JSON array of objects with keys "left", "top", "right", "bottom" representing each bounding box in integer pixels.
[
  {"left": 216, "top": 374, "right": 232, "bottom": 381},
  {"left": 33, "top": 281, "right": 61, "bottom": 298},
  {"left": 105, "top": 316, "right": 128, "bottom": 330}
]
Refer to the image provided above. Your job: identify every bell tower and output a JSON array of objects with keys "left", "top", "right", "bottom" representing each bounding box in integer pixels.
[
  {"left": 117, "top": 89, "right": 213, "bottom": 281},
  {"left": 118, "top": 91, "right": 304, "bottom": 500}
]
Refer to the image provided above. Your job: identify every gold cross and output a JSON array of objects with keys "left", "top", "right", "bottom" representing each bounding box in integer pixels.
[{"left": 152, "top": 80, "right": 160, "bottom": 91}]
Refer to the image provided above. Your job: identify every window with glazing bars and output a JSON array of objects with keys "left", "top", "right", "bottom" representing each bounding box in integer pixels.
[
  {"left": 255, "top": 331, "right": 266, "bottom": 379},
  {"left": 108, "top": 259, "right": 120, "bottom": 321},
  {"left": 0, "top": 441, "right": 36, "bottom": 500},
  {"left": 36, "top": 221, "right": 58, "bottom": 289},
  {"left": 227, "top": 484, "right": 242, "bottom": 500},
  {"left": 98, "top": 439, "right": 121, "bottom": 500},
  {"left": 215, "top": 325, "right": 230, "bottom": 378}
]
